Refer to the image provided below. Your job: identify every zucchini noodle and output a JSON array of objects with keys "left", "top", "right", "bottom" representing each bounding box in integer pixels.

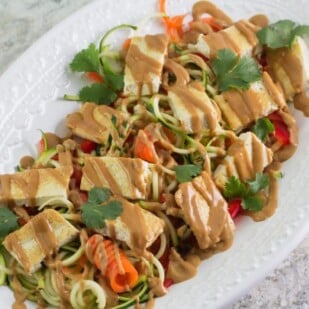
[
  {"left": 70, "top": 280, "right": 107, "bottom": 309},
  {"left": 154, "top": 233, "right": 167, "bottom": 260},
  {"left": 1, "top": 1, "right": 304, "bottom": 308}
]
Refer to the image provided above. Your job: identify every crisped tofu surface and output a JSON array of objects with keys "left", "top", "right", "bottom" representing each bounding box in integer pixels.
[
  {"left": 3, "top": 209, "right": 78, "bottom": 273},
  {"left": 213, "top": 132, "right": 273, "bottom": 189},
  {"left": 168, "top": 83, "right": 220, "bottom": 133},
  {"left": 175, "top": 171, "right": 234, "bottom": 250},
  {"left": 81, "top": 157, "right": 153, "bottom": 199},
  {"left": 267, "top": 36, "right": 309, "bottom": 100},
  {"left": 190, "top": 20, "right": 259, "bottom": 59},
  {"left": 0, "top": 166, "right": 72, "bottom": 207},
  {"left": 66, "top": 102, "right": 127, "bottom": 144},
  {"left": 100, "top": 197, "right": 164, "bottom": 251},
  {"left": 124, "top": 34, "right": 168, "bottom": 96},
  {"left": 214, "top": 72, "right": 286, "bottom": 132}
]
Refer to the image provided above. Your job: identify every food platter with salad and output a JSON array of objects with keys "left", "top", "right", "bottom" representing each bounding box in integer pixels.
[{"left": 0, "top": 0, "right": 308, "bottom": 308}]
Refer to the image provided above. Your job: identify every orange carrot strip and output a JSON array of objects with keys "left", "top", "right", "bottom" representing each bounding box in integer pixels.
[
  {"left": 86, "top": 235, "right": 139, "bottom": 293},
  {"left": 133, "top": 130, "right": 159, "bottom": 163},
  {"left": 122, "top": 38, "right": 132, "bottom": 51}
]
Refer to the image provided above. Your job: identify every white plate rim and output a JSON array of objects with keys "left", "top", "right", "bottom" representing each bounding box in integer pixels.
[{"left": 0, "top": 0, "right": 308, "bottom": 308}]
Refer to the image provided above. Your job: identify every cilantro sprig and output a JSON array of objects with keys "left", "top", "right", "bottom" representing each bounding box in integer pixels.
[
  {"left": 211, "top": 49, "right": 261, "bottom": 92},
  {"left": 252, "top": 118, "right": 274, "bottom": 142},
  {"left": 173, "top": 164, "right": 202, "bottom": 183},
  {"left": 64, "top": 24, "right": 136, "bottom": 105},
  {"left": 0, "top": 208, "right": 19, "bottom": 239},
  {"left": 224, "top": 173, "right": 270, "bottom": 211},
  {"left": 81, "top": 187, "right": 123, "bottom": 229},
  {"left": 257, "top": 20, "right": 309, "bottom": 49}
]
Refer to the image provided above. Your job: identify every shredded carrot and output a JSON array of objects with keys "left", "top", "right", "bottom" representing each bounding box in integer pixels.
[
  {"left": 122, "top": 38, "right": 132, "bottom": 51},
  {"left": 134, "top": 129, "right": 159, "bottom": 163},
  {"left": 200, "top": 17, "right": 223, "bottom": 32},
  {"left": 159, "top": 0, "right": 185, "bottom": 42},
  {"left": 85, "top": 72, "right": 104, "bottom": 83},
  {"left": 86, "top": 235, "right": 139, "bottom": 293}
]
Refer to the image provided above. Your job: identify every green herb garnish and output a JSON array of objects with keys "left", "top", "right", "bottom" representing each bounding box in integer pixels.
[
  {"left": 173, "top": 164, "right": 202, "bottom": 183},
  {"left": 0, "top": 208, "right": 19, "bottom": 238},
  {"left": 81, "top": 187, "right": 122, "bottom": 229},
  {"left": 257, "top": 20, "right": 309, "bottom": 49},
  {"left": 211, "top": 49, "right": 261, "bottom": 92},
  {"left": 224, "top": 173, "right": 270, "bottom": 211},
  {"left": 252, "top": 118, "right": 274, "bottom": 142}
]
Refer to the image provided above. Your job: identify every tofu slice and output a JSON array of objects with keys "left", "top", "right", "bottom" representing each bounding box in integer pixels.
[
  {"left": 175, "top": 171, "right": 234, "bottom": 250},
  {"left": 267, "top": 36, "right": 309, "bottom": 101},
  {"left": 66, "top": 102, "right": 127, "bottom": 144},
  {"left": 124, "top": 34, "right": 168, "bottom": 96},
  {"left": 99, "top": 197, "right": 164, "bottom": 251},
  {"left": 214, "top": 72, "right": 286, "bottom": 132},
  {"left": 213, "top": 132, "right": 273, "bottom": 189},
  {"left": 81, "top": 157, "right": 153, "bottom": 200},
  {"left": 190, "top": 20, "right": 260, "bottom": 59},
  {"left": 0, "top": 166, "right": 72, "bottom": 207},
  {"left": 3, "top": 209, "right": 78, "bottom": 273},
  {"left": 168, "top": 83, "right": 220, "bottom": 133}
]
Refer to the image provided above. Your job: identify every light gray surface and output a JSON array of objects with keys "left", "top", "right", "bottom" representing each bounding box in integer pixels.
[{"left": 0, "top": 0, "right": 308, "bottom": 308}]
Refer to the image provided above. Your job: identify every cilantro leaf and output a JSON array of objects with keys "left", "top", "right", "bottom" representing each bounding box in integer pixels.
[
  {"left": 81, "top": 187, "right": 122, "bottom": 229},
  {"left": 70, "top": 43, "right": 100, "bottom": 73},
  {"left": 81, "top": 200, "right": 122, "bottom": 229},
  {"left": 247, "top": 173, "right": 270, "bottom": 194},
  {"left": 252, "top": 118, "right": 274, "bottom": 142},
  {"left": 79, "top": 83, "right": 117, "bottom": 105},
  {"left": 88, "top": 187, "right": 111, "bottom": 204},
  {"left": 242, "top": 196, "right": 263, "bottom": 211},
  {"left": 104, "top": 72, "right": 124, "bottom": 92},
  {"left": 212, "top": 49, "right": 261, "bottom": 91},
  {"left": 224, "top": 173, "right": 271, "bottom": 212},
  {"left": 223, "top": 176, "right": 247, "bottom": 199},
  {"left": 257, "top": 20, "right": 309, "bottom": 49},
  {"left": 0, "top": 208, "right": 19, "bottom": 238},
  {"left": 173, "top": 164, "right": 202, "bottom": 183}
]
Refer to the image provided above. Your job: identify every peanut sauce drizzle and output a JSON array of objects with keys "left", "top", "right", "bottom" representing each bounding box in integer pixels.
[
  {"left": 192, "top": 1, "right": 233, "bottom": 25},
  {"left": 176, "top": 171, "right": 232, "bottom": 250},
  {"left": 125, "top": 34, "right": 168, "bottom": 96},
  {"left": 82, "top": 157, "right": 149, "bottom": 199},
  {"left": 165, "top": 59, "right": 218, "bottom": 133},
  {"left": 267, "top": 46, "right": 304, "bottom": 99}
]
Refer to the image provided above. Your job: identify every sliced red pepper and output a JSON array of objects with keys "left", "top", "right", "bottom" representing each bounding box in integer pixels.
[
  {"left": 80, "top": 140, "right": 97, "bottom": 153},
  {"left": 72, "top": 165, "right": 83, "bottom": 187},
  {"left": 273, "top": 121, "right": 290, "bottom": 145},
  {"left": 268, "top": 112, "right": 290, "bottom": 145},
  {"left": 38, "top": 138, "right": 46, "bottom": 154},
  {"left": 85, "top": 72, "right": 104, "bottom": 83},
  {"left": 228, "top": 198, "right": 242, "bottom": 219},
  {"left": 163, "top": 278, "right": 174, "bottom": 288}
]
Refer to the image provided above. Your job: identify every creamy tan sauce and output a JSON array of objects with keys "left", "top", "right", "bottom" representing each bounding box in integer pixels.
[
  {"left": 267, "top": 47, "right": 304, "bottom": 98},
  {"left": 166, "top": 248, "right": 200, "bottom": 283},
  {"left": 273, "top": 109, "right": 299, "bottom": 162},
  {"left": 192, "top": 1, "right": 233, "bottom": 25},
  {"left": 113, "top": 197, "right": 149, "bottom": 252},
  {"left": 19, "top": 156, "right": 34, "bottom": 170},
  {"left": 249, "top": 14, "right": 269, "bottom": 28},
  {"left": 234, "top": 20, "right": 258, "bottom": 46},
  {"left": 126, "top": 34, "right": 168, "bottom": 96},
  {"left": 148, "top": 277, "right": 167, "bottom": 297},
  {"left": 30, "top": 215, "right": 58, "bottom": 256},
  {"left": 294, "top": 91, "right": 309, "bottom": 117},
  {"left": 222, "top": 88, "right": 263, "bottom": 130},
  {"left": 175, "top": 171, "right": 233, "bottom": 250}
]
